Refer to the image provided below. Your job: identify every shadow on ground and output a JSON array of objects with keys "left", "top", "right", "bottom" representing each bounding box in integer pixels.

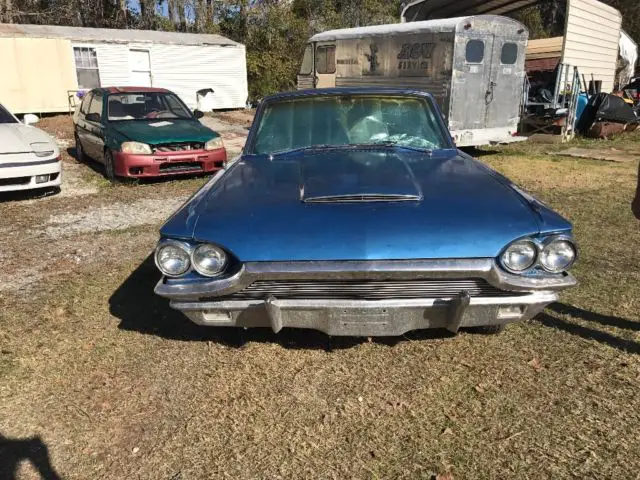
[
  {"left": 538, "top": 302, "right": 640, "bottom": 354},
  {"left": 109, "top": 255, "right": 455, "bottom": 350},
  {"left": 0, "top": 434, "right": 62, "bottom": 480}
]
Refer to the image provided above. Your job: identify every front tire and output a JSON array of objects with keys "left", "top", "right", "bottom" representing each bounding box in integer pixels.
[
  {"left": 104, "top": 149, "right": 117, "bottom": 183},
  {"left": 75, "top": 134, "right": 86, "bottom": 162}
]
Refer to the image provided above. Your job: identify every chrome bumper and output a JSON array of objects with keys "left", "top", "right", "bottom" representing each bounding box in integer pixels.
[{"left": 155, "top": 259, "right": 576, "bottom": 336}]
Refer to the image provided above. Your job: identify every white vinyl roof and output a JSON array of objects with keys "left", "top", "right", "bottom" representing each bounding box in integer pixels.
[
  {"left": 310, "top": 17, "right": 466, "bottom": 42},
  {"left": 0, "top": 23, "right": 241, "bottom": 47}
]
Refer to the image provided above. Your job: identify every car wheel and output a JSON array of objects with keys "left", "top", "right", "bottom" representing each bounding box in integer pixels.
[
  {"left": 75, "top": 134, "right": 86, "bottom": 162},
  {"left": 104, "top": 149, "right": 117, "bottom": 183},
  {"left": 469, "top": 324, "right": 506, "bottom": 335}
]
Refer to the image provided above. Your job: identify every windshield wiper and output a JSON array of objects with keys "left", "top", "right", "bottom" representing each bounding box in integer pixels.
[
  {"left": 270, "top": 144, "right": 348, "bottom": 156},
  {"left": 352, "top": 141, "right": 433, "bottom": 154}
]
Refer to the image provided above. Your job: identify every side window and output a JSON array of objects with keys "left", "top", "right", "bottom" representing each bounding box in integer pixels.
[
  {"left": 300, "top": 45, "right": 313, "bottom": 75},
  {"left": 465, "top": 40, "right": 484, "bottom": 64},
  {"left": 316, "top": 45, "right": 336, "bottom": 74},
  {"left": 88, "top": 94, "right": 103, "bottom": 121},
  {"left": 74, "top": 47, "right": 101, "bottom": 89},
  {"left": 501, "top": 43, "right": 518, "bottom": 65},
  {"left": 80, "top": 93, "right": 93, "bottom": 115}
]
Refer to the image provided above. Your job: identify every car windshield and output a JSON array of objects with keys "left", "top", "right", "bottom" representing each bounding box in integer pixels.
[
  {"left": 0, "top": 104, "right": 18, "bottom": 124},
  {"left": 107, "top": 92, "right": 193, "bottom": 121},
  {"left": 251, "top": 95, "right": 449, "bottom": 154}
]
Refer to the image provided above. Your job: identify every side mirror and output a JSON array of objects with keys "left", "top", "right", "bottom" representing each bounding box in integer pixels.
[
  {"left": 23, "top": 113, "right": 39, "bottom": 125},
  {"left": 85, "top": 113, "right": 101, "bottom": 123},
  {"left": 193, "top": 109, "right": 204, "bottom": 119}
]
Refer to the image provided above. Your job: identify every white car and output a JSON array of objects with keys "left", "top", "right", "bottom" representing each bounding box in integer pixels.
[{"left": 0, "top": 103, "right": 61, "bottom": 194}]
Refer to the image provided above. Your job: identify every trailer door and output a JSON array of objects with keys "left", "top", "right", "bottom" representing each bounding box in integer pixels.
[
  {"left": 314, "top": 44, "right": 336, "bottom": 88},
  {"left": 485, "top": 38, "right": 525, "bottom": 129},
  {"left": 449, "top": 35, "right": 494, "bottom": 132}
]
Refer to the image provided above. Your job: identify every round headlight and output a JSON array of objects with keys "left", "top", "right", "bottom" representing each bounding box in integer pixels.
[
  {"left": 192, "top": 244, "right": 227, "bottom": 277},
  {"left": 540, "top": 239, "right": 576, "bottom": 273},
  {"left": 155, "top": 243, "right": 191, "bottom": 277},
  {"left": 501, "top": 240, "right": 537, "bottom": 272}
]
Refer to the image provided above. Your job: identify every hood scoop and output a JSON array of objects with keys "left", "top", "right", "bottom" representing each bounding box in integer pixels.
[
  {"left": 303, "top": 192, "right": 421, "bottom": 203},
  {"left": 298, "top": 149, "right": 423, "bottom": 204}
]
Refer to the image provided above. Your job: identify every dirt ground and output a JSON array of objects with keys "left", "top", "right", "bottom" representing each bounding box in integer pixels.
[{"left": 1, "top": 116, "right": 639, "bottom": 479}]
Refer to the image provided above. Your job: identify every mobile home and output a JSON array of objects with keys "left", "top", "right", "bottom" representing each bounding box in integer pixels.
[
  {"left": 297, "top": 16, "right": 529, "bottom": 147},
  {"left": 0, "top": 24, "right": 248, "bottom": 114}
]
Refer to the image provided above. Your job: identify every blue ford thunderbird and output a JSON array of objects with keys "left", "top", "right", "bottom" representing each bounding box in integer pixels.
[{"left": 153, "top": 88, "right": 577, "bottom": 336}]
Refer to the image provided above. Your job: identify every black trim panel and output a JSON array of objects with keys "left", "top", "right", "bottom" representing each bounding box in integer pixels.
[{"left": 0, "top": 158, "right": 59, "bottom": 168}]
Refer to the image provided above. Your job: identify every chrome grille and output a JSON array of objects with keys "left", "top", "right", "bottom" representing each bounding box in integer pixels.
[
  {"left": 220, "top": 279, "right": 524, "bottom": 300},
  {"left": 154, "top": 142, "right": 204, "bottom": 153}
]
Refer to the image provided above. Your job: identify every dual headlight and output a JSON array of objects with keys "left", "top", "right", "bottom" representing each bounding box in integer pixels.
[
  {"left": 155, "top": 241, "right": 227, "bottom": 277},
  {"left": 501, "top": 236, "right": 576, "bottom": 274},
  {"left": 121, "top": 138, "right": 224, "bottom": 155}
]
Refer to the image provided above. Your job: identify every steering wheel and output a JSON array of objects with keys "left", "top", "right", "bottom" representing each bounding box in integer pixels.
[{"left": 146, "top": 110, "right": 161, "bottom": 119}]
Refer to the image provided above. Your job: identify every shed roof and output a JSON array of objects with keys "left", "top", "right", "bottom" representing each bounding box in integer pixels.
[
  {"left": 310, "top": 15, "right": 521, "bottom": 42},
  {"left": 0, "top": 23, "right": 242, "bottom": 47}
]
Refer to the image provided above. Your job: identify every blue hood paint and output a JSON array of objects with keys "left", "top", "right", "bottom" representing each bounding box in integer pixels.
[{"left": 160, "top": 147, "right": 572, "bottom": 262}]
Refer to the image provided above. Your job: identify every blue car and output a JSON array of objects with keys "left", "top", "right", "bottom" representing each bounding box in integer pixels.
[{"left": 153, "top": 88, "right": 577, "bottom": 336}]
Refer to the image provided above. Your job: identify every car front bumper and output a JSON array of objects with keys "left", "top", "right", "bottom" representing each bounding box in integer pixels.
[
  {"left": 0, "top": 157, "right": 61, "bottom": 193},
  {"left": 114, "top": 148, "right": 227, "bottom": 178},
  {"left": 155, "top": 259, "right": 577, "bottom": 336}
]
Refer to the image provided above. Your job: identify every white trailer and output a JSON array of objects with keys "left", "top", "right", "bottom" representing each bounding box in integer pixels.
[
  {"left": 0, "top": 24, "right": 248, "bottom": 114},
  {"left": 297, "top": 16, "right": 529, "bottom": 147}
]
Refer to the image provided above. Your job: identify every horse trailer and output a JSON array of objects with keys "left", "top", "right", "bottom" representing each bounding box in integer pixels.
[{"left": 297, "top": 15, "right": 529, "bottom": 146}]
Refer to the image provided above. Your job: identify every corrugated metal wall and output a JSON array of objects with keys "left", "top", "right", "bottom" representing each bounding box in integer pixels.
[
  {"left": 0, "top": 37, "right": 77, "bottom": 113},
  {"left": 562, "top": 0, "right": 621, "bottom": 92}
]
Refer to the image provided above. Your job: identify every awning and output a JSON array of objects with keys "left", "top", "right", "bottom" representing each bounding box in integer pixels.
[
  {"left": 401, "top": 0, "right": 541, "bottom": 22},
  {"left": 401, "top": 0, "right": 615, "bottom": 22}
]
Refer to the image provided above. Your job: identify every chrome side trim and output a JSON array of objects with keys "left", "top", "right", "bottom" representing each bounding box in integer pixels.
[{"left": 155, "top": 258, "right": 577, "bottom": 301}]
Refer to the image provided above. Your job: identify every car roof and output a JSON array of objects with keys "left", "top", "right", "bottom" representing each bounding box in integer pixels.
[
  {"left": 95, "top": 86, "right": 172, "bottom": 95},
  {"left": 260, "top": 87, "right": 436, "bottom": 103}
]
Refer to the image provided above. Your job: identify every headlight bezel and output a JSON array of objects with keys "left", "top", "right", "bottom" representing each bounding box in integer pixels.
[
  {"left": 121, "top": 141, "right": 153, "bottom": 155},
  {"left": 205, "top": 136, "right": 224, "bottom": 151},
  {"left": 500, "top": 234, "right": 577, "bottom": 274},
  {"left": 500, "top": 239, "right": 538, "bottom": 273},
  {"left": 191, "top": 244, "right": 228, "bottom": 277},
  {"left": 154, "top": 239, "right": 229, "bottom": 278},
  {"left": 539, "top": 235, "right": 577, "bottom": 273},
  {"left": 154, "top": 240, "right": 192, "bottom": 277}
]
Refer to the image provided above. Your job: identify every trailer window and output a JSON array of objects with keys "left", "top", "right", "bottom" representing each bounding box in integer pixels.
[
  {"left": 74, "top": 47, "right": 101, "bottom": 89},
  {"left": 501, "top": 43, "right": 518, "bottom": 65},
  {"left": 465, "top": 40, "right": 484, "bottom": 64},
  {"left": 300, "top": 45, "right": 313, "bottom": 75},
  {"left": 316, "top": 46, "right": 336, "bottom": 74}
]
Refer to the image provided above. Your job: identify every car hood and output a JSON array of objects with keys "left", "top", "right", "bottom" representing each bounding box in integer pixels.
[
  {"left": 110, "top": 119, "right": 218, "bottom": 145},
  {"left": 0, "top": 123, "right": 56, "bottom": 155},
  {"left": 161, "top": 147, "right": 571, "bottom": 261}
]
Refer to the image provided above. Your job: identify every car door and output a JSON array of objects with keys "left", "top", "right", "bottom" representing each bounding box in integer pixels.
[
  {"left": 76, "top": 92, "right": 93, "bottom": 154},
  {"left": 83, "top": 92, "right": 106, "bottom": 163}
]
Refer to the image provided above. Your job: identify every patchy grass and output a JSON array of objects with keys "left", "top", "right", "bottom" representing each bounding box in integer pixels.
[{"left": 1, "top": 127, "right": 640, "bottom": 479}]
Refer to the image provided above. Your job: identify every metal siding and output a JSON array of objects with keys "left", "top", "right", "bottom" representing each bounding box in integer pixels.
[
  {"left": 561, "top": 0, "right": 621, "bottom": 92},
  {"left": 149, "top": 44, "right": 248, "bottom": 109},
  {"left": 88, "top": 43, "right": 130, "bottom": 86}
]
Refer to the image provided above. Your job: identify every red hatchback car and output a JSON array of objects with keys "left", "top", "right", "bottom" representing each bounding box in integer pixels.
[{"left": 73, "top": 87, "right": 227, "bottom": 181}]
